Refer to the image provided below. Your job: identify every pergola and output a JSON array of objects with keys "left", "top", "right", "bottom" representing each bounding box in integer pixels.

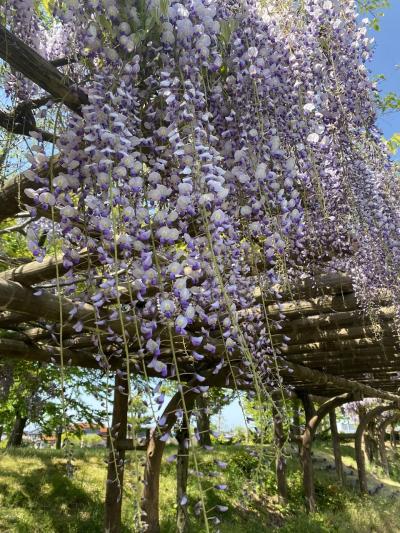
[
  {"left": 1, "top": 240, "right": 400, "bottom": 529},
  {"left": 1, "top": 21, "right": 400, "bottom": 533}
]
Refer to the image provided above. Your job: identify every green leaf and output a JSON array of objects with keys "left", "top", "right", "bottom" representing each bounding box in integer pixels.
[
  {"left": 387, "top": 133, "right": 400, "bottom": 154},
  {"left": 41, "top": 0, "right": 55, "bottom": 16}
]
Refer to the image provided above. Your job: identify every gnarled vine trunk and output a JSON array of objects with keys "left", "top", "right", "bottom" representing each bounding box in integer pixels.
[{"left": 355, "top": 403, "right": 396, "bottom": 494}]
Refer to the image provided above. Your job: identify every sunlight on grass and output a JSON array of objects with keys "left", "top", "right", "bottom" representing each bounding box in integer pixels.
[{"left": 0, "top": 443, "right": 400, "bottom": 532}]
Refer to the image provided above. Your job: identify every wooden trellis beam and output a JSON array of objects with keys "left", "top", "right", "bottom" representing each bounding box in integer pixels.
[
  {"left": 0, "top": 157, "right": 59, "bottom": 222},
  {"left": 279, "top": 307, "right": 395, "bottom": 333},
  {"left": 0, "top": 310, "right": 32, "bottom": 328},
  {"left": 1, "top": 268, "right": 399, "bottom": 400},
  {"left": 276, "top": 355, "right": 400, "bottom": 402},
  {"left": 273, "top": 324, "right": 393, "bottom": 345},
  {"left": 0, "top": 326, "right": 399, "bottom": 401},
  {"left": 0, "top": 271, "right": 390, "bottom": 335},
  {"left": 0, "top": 24, "right": 88, "bottom": 114},
  {"left": 0, "top": 248, "right": 90, "bottom": 286},
  {"left": 283, "top": 338, "right": 397, "bottom": 355},
  {"left": 286, "top": 346, "right": 399, "bottom": 362}
]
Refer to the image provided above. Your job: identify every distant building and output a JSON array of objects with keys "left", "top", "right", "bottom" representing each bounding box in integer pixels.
[
  {"left": 22, "top": 423, "right": 109, "bottom": 448},
  {"left": 21, "top": 423, "right": 150, "bottom": 448}
]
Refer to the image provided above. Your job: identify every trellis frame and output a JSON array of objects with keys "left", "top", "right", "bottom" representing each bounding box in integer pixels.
[{"left": 2, "top": 23, "right": 400, "bottom": 532}]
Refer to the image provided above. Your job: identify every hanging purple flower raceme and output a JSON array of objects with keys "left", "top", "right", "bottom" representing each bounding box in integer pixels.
[{"left": 4, "top": 0, "right": 400, "bottom": 525}]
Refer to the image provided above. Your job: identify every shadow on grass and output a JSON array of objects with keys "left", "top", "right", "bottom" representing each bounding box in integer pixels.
[{"left": 0, "top": 448, "right": 133, "bottom": 533}]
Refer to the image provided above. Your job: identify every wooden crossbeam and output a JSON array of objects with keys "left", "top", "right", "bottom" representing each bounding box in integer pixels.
[
  {"left": 283, "top": 337, "right": 397, "bottom": 355},
  {"left": 0, "top": 24, "right": 88, "bottom": 114},
  {"left": 0, "top": 157, "right": 59, "bottom": 222}
]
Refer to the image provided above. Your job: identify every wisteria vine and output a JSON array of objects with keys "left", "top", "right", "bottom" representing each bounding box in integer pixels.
[{"left": 1, "top": 0, "right": 400, "bottom": 528}]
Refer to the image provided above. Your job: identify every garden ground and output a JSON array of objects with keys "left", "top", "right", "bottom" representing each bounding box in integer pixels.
[{"left": 0, "top": 441, "right": 400, "bottom": 532}]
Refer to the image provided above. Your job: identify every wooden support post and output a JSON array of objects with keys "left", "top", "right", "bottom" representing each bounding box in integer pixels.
[
  {"left": 142, "top": 388, "right": 197, "bottom": 533},
  {"left": 355, "top": 403, "right": 397, "bottom": 494},
  {"left": 378, "top": 422, "right": 390, "bottom": 477},
  {"left": 300, "top": 393, "right": 316, "bottom": 512},
  {"left": 272, "top": 401, "right": 288, "bottom": 504},
  {"left": 292, "top": 398, "right": 302, "bottom": 457},
  {"left": 196, "top": 395, "right": 212, "bottom": 447},
  {"left": 364, "top": 419, "right": 379, "bottom": 464},
  {"left": 390, "top": 425, "right": 397, "bottom": 449},
  {"left": 105, "top": 372, "right": 129, "bottom": 533},
  {"left": 176, "top": 414, "right": 191, "bottom": 533},
  {"left": 329, "top": 409, "right": 344, "bottom": 485},
  {"left": 300, "top": 393, "right": 353, "bottom": 512},
  {"left": 142, "top": 429, "right": 164, "bottom": 533}
]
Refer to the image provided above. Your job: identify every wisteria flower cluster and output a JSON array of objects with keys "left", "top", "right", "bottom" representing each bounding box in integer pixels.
[
  {"left": 2, "top": 0, "right": 400, "bottom": 387},
  {"left": 4, "top": 0, "right": 400, "bottom": 526}
]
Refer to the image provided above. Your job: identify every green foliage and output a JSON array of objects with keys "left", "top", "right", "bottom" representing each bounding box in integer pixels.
[
  {"left": 67, "top": 433, "right": 104, "bottom": 447},
  {"left": 357, "top": 0, "right": 390, "bottom": 31},
  {"left": 207, "top": 388, "right": 236, "bottom": 416},
  {"left": 0, "top": 222, "right": 31, "bottom": 268},
  {"left": 0, "top": 360, "right": 107, "bottom": 441},
  {"left": 379, "top": 91, "right": 400, "bottom": 112},
  {"left": 228, "top": 448, "right": 261, "bottom": 477},
  {"left": 128, "top": 392, "right": 152, "bottom": 436},
  {"left": 387, "top": 132, "right": 400, "bottom": 155}
]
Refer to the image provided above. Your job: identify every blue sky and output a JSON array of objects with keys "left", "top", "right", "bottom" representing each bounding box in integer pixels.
[{"left": 368, "top": 1, "right": 400, "bottom": 152}]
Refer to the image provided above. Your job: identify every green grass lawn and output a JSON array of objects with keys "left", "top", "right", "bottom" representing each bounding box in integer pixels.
[{"left": 1, "top": 442, "right": 400, "bottom": 532}]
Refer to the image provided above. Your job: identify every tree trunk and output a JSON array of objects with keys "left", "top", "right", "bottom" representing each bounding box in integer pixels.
[
  {"left": 273, "top": 401, "right": 288, "bottom": 504},
  {"left": 55, "top": 426, "right": 62, "bottom": 450},
  {"left": 176, "top": 415, "right": 191, "bottom": 533},
  {"left": 104, "top": 372, "right": 129, "bottom": 533},
  {"left": 364, "top": 420, "right": 378, "bottom": 464},
  {"left": 0, "top": 363, "right": 14, "bottom": 401},
  {"left": 196, "top": 395, "right": 211, "bottom": 447},
  {"left": 329, "top": 409, "right": 344, "bottom": 485},
  {"left": 7, "top": 412, "right": 27, "bottom": 447}
]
